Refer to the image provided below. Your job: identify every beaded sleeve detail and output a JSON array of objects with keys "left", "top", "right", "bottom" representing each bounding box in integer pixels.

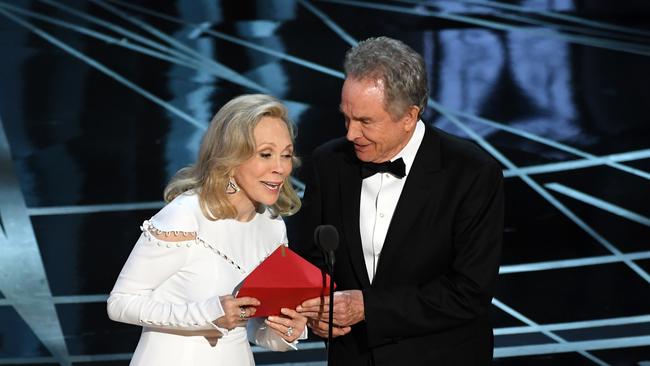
[
  {"left": 140, "top": 220, "right": 256, "bottom": 274},
  {"left": 143, "top": 221, "right": 197, "bottom": 241}
]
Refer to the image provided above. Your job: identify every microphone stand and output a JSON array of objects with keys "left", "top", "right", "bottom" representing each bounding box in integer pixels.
[
  {"left": 315, "top": 224, "right": 339, "bottom": 365},
  {"left": 326, "top": 250, "right": 335, "bottom": 365}
]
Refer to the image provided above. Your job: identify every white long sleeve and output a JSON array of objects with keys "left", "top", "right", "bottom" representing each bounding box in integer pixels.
[
  {"left": 107, "top": 230, "right": 226, "bottom": 332},
  {"left": 247, "top": 317, "right": 308, "bottom": 351}
]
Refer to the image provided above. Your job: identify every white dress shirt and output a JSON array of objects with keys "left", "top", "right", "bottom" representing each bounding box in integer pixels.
[{"left": 360, "top": 121, "right": 425, "bottom": 283}]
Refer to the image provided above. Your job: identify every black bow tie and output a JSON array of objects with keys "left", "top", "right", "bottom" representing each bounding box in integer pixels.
[{"left": 360, "top": 158, "right": 406, "bottom": 179}]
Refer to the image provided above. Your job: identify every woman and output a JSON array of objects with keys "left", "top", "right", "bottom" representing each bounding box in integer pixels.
[{"left": 107, "top": 94, "right": 307, "bottom": 365}]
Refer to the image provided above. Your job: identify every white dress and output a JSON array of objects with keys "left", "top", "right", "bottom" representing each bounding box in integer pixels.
[{"left": 107, "top": 192, "right": 305, "bottom": 365}]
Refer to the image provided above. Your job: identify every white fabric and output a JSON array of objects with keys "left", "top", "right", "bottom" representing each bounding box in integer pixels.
[
  {"left": 107, "top": 192, "right": 305, "bottom": 366},
  {"left": 360, "top": 121, "right": 425, "bottom": 283}
]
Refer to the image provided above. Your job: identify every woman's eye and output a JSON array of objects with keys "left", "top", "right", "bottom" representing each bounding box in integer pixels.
[
  {"left": 282, "top": 154, "right": 293, "bottom": 159},
  {"left": 260, "top": 153, "right": 272, "bottom": 158}
]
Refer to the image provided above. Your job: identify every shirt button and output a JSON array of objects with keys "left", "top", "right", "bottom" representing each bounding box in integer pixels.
[
  {"left": 385, "top": 173, "right": 390, "bottom": 178},
  {"left": 379, "top": 213, "right": 385, "bottom": 218}
]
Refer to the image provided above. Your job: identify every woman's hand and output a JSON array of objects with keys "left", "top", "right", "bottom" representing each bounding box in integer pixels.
[
  {"left": 214, "top": 295, "right": 260, "bottom": 330},
  {"left": 265, "top": 308, "right": 308, "bottom": 343}
]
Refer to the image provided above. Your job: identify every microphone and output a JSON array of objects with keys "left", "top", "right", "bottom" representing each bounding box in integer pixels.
[
  {"left": 314, "top": 224, "right": 339, "bottom": 270},
  {"left": 314, "top": 225, "right": 339, "bottom": 364}
]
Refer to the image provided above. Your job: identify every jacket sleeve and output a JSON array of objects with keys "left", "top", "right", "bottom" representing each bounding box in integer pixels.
[
  {"left": 363, "top": 161, "right": 504, "bottom": 347},
  {"left": 106, "top": 202, "right": 227, "bottom": 333},
  {"left": 288, "top": 151, "right": 327, "bottom": 269}
]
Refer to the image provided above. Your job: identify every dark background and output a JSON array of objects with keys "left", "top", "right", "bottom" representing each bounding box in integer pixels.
[{"left": 0, "top": 1, "right": 649, "bottom": 365}]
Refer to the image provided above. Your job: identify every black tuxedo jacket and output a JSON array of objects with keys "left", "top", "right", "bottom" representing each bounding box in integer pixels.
[{"left": 291, "top": 125, "right": 504, "bottom": 366}]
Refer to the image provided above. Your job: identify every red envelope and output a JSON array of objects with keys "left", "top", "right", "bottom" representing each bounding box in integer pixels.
[{"left": 235, "top": 245, "right": 334, "bottom": 317}]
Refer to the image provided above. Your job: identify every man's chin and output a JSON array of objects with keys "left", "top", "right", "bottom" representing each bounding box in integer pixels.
[
  {"left": 354, "top": 149, "right": 375, "bottom": 162},
  {"left": 355, "top": 154, "right": 375, "bottom": 162}
]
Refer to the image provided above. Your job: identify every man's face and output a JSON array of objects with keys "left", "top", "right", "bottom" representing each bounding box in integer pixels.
[{"left": 340, "top": 77, "right": 416, "bottom": 163}]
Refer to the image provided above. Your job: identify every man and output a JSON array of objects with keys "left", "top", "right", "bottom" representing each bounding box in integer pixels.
[{"left": 292, "top": 36, "right": 504, "bottom": 365}]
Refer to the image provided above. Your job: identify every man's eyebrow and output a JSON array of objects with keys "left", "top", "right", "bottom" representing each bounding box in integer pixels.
[{"left": 339, "top": 105, "right": 373, "bottom": 122}]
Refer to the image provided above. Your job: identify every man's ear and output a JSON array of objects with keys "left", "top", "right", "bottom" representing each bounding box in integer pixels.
[{"left": 402, "top": 105, "right": 420, "bottom": 132}]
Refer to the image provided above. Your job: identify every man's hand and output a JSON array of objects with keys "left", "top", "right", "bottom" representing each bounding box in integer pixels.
[
  {"left": 297, "top": 290, "right": 365, "bottom": 327},
  {"left": 307, "top": 319, "right": 351, "bottom": 338}
]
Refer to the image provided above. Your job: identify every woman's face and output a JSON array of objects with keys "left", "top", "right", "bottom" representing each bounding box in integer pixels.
[{"left": 233, "top": 116, "right": 293, "bottom": 208}]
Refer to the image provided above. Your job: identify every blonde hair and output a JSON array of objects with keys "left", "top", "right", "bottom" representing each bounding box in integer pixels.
[{"left": 164, "top": 94, "right": 301, "bottom": 219}]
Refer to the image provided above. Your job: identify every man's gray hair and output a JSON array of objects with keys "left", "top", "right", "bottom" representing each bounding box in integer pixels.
[{"left": 344, "top": 36, "right": 428, "bottom": 119}]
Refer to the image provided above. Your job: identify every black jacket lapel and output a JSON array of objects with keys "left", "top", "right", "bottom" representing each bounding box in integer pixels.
[{"left": 339, "top": 151, "right": 371, "bottom": 289}]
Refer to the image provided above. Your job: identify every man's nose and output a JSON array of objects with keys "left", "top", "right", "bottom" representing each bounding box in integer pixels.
[{"left": 346, "top": 121, "right": 361, "bottom": 141}]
